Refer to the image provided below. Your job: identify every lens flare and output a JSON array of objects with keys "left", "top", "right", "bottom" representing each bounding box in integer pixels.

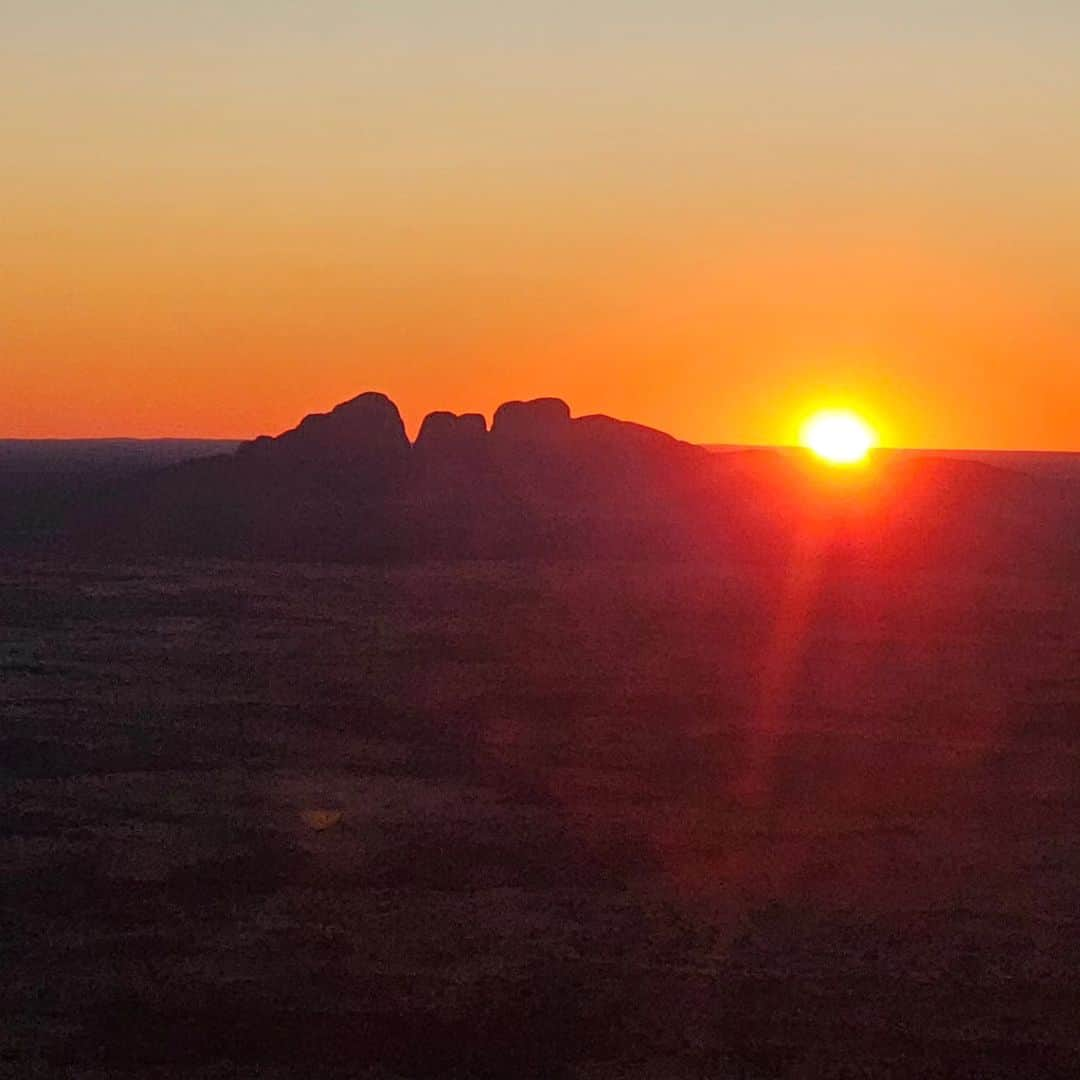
[{"left": 801, "top": 410, "right": 877, "bottom": 465}]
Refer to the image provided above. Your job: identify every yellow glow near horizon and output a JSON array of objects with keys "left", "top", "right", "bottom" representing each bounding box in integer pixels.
[{"left": 801, "top": 410, "right": 878, "bottom": 466}]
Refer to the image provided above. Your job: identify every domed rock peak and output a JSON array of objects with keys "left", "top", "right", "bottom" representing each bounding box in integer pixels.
[
  {"left": 240, "top": 392, "right": 410, "bottom": 467},
  {"left": 414, "top": 411, "right": 488, "bottom": 453},
  {"left": 491, "top": 398, "right": 572, "bottom": 441}
]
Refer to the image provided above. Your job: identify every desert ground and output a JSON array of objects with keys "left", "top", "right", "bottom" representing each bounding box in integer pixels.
[{"left": 2, "top": 556, "right": 1079, "bottom": 1077}]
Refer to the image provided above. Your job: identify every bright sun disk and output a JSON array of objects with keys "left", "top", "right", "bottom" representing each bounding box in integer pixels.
[{"left": 801, "top": 410, "right": 877, "bottom": 465}]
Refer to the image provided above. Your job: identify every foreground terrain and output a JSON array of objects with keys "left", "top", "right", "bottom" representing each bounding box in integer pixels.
[{"left": 2, "top": 556, "right": 1079, "bottom": 1077}]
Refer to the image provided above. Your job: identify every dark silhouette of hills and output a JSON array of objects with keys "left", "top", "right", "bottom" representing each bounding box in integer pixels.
[{"left": 5, "top": 392, "right": 1080, "bottom": 567}]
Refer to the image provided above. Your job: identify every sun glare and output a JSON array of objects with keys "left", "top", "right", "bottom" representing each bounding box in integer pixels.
[{"left": 801, "top": 410, "right": 877, "bottom": 466}]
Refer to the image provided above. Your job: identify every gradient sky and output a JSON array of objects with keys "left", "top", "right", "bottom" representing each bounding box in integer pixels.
[{"left": 4, "top": 2, "right": 1079, "bottom": 447}]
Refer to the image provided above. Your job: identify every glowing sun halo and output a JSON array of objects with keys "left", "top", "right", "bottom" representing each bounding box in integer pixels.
[{"left": 801, "top": 410, "right": 877, "bottom": 466}]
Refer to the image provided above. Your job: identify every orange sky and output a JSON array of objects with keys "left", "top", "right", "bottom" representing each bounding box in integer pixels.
[{"left": 4, "top": 3, "right": 1079, "bottom": 449}]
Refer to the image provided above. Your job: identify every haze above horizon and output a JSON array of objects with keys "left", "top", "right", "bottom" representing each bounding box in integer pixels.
[{"left": 4, "top": 3, "right": 1079, "bottom": 450}]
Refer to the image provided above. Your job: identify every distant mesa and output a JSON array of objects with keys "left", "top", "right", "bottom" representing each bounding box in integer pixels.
[
  {"left": 491, "top": 398, "right": 572, "bottom": 441},
  {"left": 414, "top": 410, "right": 488, "bottom": 455}
]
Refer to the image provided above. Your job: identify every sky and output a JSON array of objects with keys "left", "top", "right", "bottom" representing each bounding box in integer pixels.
[{"left": 3, "top": 2, "right": 1079, "bottom": 448}]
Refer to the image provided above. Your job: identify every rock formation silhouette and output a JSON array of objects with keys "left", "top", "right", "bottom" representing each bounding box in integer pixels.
[
  {"left": 414, "top": 411, "right": 488, "bottom": 456},
  {"left": 12, "top": 390, "right": 1079, "bottom": 568},
  {"left": 238, "top": 392, "right": 410, "bottom": 474},
  {"left": 490, "top": 398, "right": 572, "bottom": 441}
]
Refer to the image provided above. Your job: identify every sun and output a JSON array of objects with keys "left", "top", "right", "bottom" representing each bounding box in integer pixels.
[{"left": 800, "top": 409, "right": 877, "bottom": 466}]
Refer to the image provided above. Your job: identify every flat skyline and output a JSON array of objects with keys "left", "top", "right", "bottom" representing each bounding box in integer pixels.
[{"left": 5, "top": 3, "right": 1079, "bottom": 449}]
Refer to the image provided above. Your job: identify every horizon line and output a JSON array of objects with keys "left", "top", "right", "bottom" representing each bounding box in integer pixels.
[{"left": 3, "top": 435, "right": 1080, "bottom": 457}]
